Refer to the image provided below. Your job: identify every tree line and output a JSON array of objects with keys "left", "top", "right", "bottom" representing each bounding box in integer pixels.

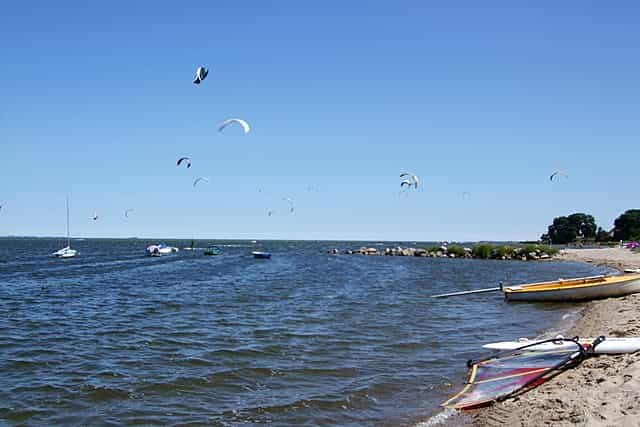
[{"left": 541, "top": 209, "right": 640, "bottom": 244}]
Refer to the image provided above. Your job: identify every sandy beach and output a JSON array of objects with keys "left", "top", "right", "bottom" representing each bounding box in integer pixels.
[
  {"left": 471, "top": 248, "right": 640, "bottom": 427},
  {"left": 558, "top": 247, "right": 640, "bottom": 273}
]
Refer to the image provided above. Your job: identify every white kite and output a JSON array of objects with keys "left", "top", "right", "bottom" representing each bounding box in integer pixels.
[
  {"left": 193, "top": 177, "right": 209, "bottom": 187},
  {"left": 218, "top": 118, "right": 251, "bottom": 134},
  {"left": 550, "top": 171, "right": 568, "bottom": 182}
]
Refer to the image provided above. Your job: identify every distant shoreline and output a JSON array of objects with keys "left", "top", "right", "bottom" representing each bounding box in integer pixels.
[{"left": 0, "top": 235, "right": 546, "bottom": 244}]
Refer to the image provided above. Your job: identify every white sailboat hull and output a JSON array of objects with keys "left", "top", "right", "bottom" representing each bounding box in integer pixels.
[{"left": 53, "top": 246, "right": 77, "bottom": 258}]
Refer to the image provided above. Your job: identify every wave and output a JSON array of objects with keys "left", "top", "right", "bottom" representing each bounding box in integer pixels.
[{"left": 413, "top": 409, "right": 458, "bottom": 427}]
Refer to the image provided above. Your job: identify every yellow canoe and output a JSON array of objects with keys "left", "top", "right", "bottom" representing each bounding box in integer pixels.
[{"left": 504, "top": 274, "right": 640, "bottom": 302}]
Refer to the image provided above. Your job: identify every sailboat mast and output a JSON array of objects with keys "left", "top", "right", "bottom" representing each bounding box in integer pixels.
[{"left": 66, "top": 195, "right": 70, "bottom": 248}]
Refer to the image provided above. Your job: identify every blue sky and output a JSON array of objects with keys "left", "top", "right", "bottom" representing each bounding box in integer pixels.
[{"left": 1, "top": 1, "right": 638, "bottom": 241}]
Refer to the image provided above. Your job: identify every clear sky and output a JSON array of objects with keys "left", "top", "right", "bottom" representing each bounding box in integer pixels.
[{"left": 1, "top": 1, "right": 639, "bottom": 241}]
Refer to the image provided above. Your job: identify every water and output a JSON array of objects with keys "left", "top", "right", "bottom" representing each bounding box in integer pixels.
[{"left": 0, "top": 238, "right": 610, "bottom": 426}]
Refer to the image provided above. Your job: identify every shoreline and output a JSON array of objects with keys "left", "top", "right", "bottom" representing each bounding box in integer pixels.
[
  {"left": 469, "top": 248, "right": 640, "bottom": 426},
  {"left": 555, "top": 247, "right": 640, "bottom": 273}
]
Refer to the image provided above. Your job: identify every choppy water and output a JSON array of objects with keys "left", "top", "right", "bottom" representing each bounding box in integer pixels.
[{"left": 0, "top": 238, "right": 609, "bottom": 426}]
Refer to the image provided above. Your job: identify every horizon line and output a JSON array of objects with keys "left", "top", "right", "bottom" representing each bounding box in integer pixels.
[{"left": 0, "top": 235, "right": 541, "bottom": 244}]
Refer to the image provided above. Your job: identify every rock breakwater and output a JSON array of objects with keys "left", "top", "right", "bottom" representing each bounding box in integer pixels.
[{"left": 328, "top": 243, "right": 558, "bottom": 261}]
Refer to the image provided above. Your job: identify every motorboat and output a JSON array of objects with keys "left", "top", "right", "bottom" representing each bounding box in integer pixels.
[
  {"left": 252, "top": 251, "right": 271, "bottom": 259},
  {"left": 146, "top": 244, "right": 175, "bottom": 256},
  {"left": 204, "top": 246, "right": 221, "bottom": 256}
]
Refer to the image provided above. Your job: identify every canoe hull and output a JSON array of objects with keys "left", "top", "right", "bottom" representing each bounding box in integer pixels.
[{"left": 504, "top": 275, "right": 640, "bottom": 302}]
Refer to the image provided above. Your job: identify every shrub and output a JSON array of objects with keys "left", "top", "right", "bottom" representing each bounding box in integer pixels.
[
  {"left": 520, "top": 244, "right": 540, "bottom": 255},
  {"left": 470, "top": 243, "right": 557, "bottom": 259},
  {"left": 493, "top": 245, "right": 514, "bottom": 258},
  {"left": 472, "top": 244, "right": 495, "bottom": 259},
  {"left": 447, "top": 245, "right": 466, "bottom": 257},
  {"left": 539, "top": 246, "right": 559, "bottom": 256}
]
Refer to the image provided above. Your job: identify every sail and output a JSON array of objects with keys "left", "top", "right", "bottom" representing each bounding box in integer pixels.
[{"left": 442, "top": 339, "right": 588, "bottom": 410}]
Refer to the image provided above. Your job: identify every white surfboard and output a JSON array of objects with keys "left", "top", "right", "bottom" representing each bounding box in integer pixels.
[{"left": 483, "top": 336, "right": 640, "bottom": 354}]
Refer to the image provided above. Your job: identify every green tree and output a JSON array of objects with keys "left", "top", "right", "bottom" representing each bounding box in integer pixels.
[
  {"left": 543, "top": 213, "right": 597, "bottom": 244},
  {"left": 545, "top": 216, "right": 574, "bottom": 244},
  {"left": 567, "top": 213, "right": 597, "bottom": 239},
  {"left": 595, "top": 227, "right": 612, "bottom": 242},
  {"left": 613, "top": 209, "right": 640, "bottom": 241}
]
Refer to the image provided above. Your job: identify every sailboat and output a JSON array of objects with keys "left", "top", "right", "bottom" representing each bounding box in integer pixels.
[{"left": 52, "top": 196, "right": 78, "bottom": 258}]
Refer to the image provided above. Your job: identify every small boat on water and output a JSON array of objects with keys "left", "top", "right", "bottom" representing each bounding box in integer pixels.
[
  {"left": 146, "top": 244, "right": 177, "bottom": 256},
  {"left": 252, "top": 251, "right": 271, "bottom": 259},
  {"left": 53, "top": 196, "right": 77, "bottom": 258},
  {"left": 146, "top": 245, "right": 161, "bottom": 256},
  {"left": 53, "top": 246, "right": 77, "bottom": 258},
  {"left": 503, "top": 274, "right": 640, "bottom": 302},
  {"left": 204, "top": 246, "right": 221, "bottom": 256}
]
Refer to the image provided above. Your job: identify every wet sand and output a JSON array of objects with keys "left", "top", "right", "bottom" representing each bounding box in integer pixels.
[{"left": 472, "top": 248, "right": 640, "bottom": 426}]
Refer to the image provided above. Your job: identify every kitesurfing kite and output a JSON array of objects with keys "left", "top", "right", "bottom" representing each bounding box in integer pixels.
[
  {"left": 193, "top": 177, "right": 209, "bottom": 187},
  {"left": 400, "top": 179, "right": 413, "bottom": 189},
  {"left": 282, "top": 197, "right": 295, "bottom": 214},
  {"left": 462, "top": 191, "right": 472, "bottom": 199},
  {"left": 124, "top": 208, "right": 134, "bottom": 218},
  {"left": 550, "top": 171, "right": 568, "bottom": 182},
  {"left": 218, "top": 118, "right": 251, "bottom": 134},
  {"left": 177, "top": 157, "right": 191, "bottom": 168},
  {"left": 442, "top": 337, "right": 604, "bottom": 410},
  {"left": 400, "top": 172, "right": 419, "bottom": 189},
  {"left": 193, "top": 66, "right": 209, "bottom": 84},
  {"left": 267, "top": 197, "right": 294, "bottom": 216}
]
